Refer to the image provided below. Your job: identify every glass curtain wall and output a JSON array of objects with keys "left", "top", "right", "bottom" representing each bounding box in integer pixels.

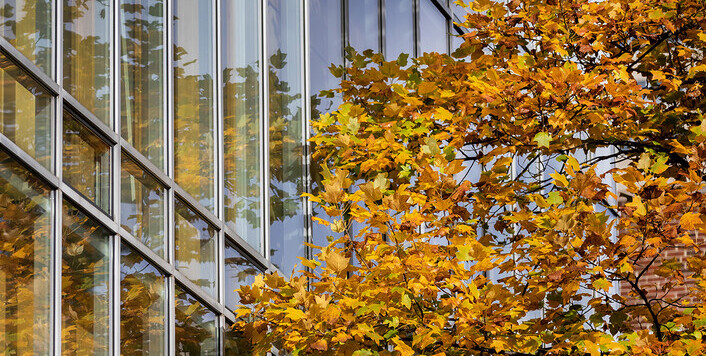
[{"left": 0, "top": 0, "right": 53, "bottom": 75}]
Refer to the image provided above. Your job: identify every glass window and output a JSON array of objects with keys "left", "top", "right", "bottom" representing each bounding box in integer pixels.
[
  {"left": 174, "top": 199, "right": 216, "bottom": 297},
  {"left": 385, "top": 0, "right": 414, "bottom": 59},
  {"left": 224, "top": 242, "right": 258, "bottom": 312},
  {"left": 0, "top": 0, "right": 53, "bottom": 75},
  {"left": 0, "top": 52, "right": 52, "bottom": 169},
  {"left": 224, "top": 326, "right": 251, "bottom": 355},
  {"left": 267, "top": 0, "right": 306, "bottom": 276},
  {"left": 0, "top": 149, "right": 51, "bottom": 354},
  {"left": 120, "top": 0, "right": 165, "bottom": 170},
  {"left": 63, "top": 0, "right": 111, "bottom": 125},
  {"left": 173, "top": 0, "right": 215, "bottom": 212},
  {"left": 222, "top": 0, "right": 261, "bottom": 251},
  {"left": 347, "top": 0, "right": 379, "bottom": 52},
  {"left": 121, "top": 154, "right": 165, "bottom": 257},
  {"left": 63, "top": 111, "right": 111, "bottom": 213},
  {"left": 175, "top": 285, "right": 218, "bottom": 356},
  {"left": 419, "top": 0, "right": 448, "bottom": 55},
  {"left": 61, "top": 201, "right": 110, "bottom": 355},
  {"left": 121, "top": 244, "right": 166, "bottom": 355}
]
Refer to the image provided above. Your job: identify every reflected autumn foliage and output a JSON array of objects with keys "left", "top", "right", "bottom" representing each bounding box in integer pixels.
[
  {"left": 175, "top": 286, "right": 218, "bottom": 356},
  {"left": 61, "top": 201, "right": 110, "bottom": 355},
  {"left": 224, "top": 243, "right": 259, "bottom": 311},
  {"left": 0, "top": 150, "right": 51, "bottom": 354},
  {"left": 0, "top": 0, "right": 53, "bottom": 75}
]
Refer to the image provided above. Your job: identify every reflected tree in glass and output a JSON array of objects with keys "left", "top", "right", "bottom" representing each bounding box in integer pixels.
[
  {"left": 173, "top": 0, "right": 215, "bottom": 212},
  {"left": 121, "top": 154, "right": 165, "bottom": 257},
  {"left": 0, "top": 150, "right": 51, "bottom": 354},
  {"left": 120, "top": 0, "right": 165, "bottom": 169},
  {"left": 63, "top": 0, "right": 111, "bottom": 125},
  {"left": 62, "top": 201, "right": 110, "bottom": 356},
  {"left": 174, "top": 200, "right": 216, "bottom": 298},
  {"left": 224, "top": 242, "right": 258, "bottom": 312},
  {"left": 224, "top": 326, "right": 251, "bottom": 355},
  {"left": 175, "top": 286, "right": 217, "bottom": 356},
  {"left": 222, "top": 0, "right": 261, "bottom": 251},
  {"left": 0, "top": 0, "right": 53, "bottom": 75},
  {"left": 120, "top": 244, "right": 165, "bottom": 355}
]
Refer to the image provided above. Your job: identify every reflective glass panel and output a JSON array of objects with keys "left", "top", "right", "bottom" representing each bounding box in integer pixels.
[
  {"left": 121, "top": 154, "right": 165, "bottom": 257},
  {"left": 419, "top": 0, "right": 448, "bottom": 55},
  {"left": 224, "top": 326, "right": 251, "bottom": 355},
  {"left": 120, "top": 0, "right": 165, "bottom": 169},
  {"left": 348, "top": 0, "right": 379, "bottom": 52},
  {"left": 175, "top": 285, "right": 218, "bottom": 356},
  {"left": 0, "top": 0, "right": 52, "bottom": 75},
  {"left": 0, "top": 149, "right": 51, "bottom": 354},
  {"left": 63, "top": 0, "right": 111, "bottom": 125},
  {"left": 120, "top": 244, "right": 165, "bottom": 355},
  {"left": 222, "top": 0, "right": 261, "bottom": 251},
  {"left": 0, "top": 52, "right": 52, "bottom": 168},
  {"left": 385, "top": 0, "right": 414, "bottom": 59},
  {"left": 63, "top": 111, "right": 111, "bottom": 213},
  {"left": 61, "top": 201, "right": 110, "bottom": 355},
  {"left": 224, "top": 242, "right": 258, "bottom": 312},
  {"left": 173, "top": 0, "right": 215, "bottom": 212},
  {"left": 267, "top": 0, "right": 306, "bottom": 275},
  {"left": 174, "top": 199, "right": 216, "bottom": 297}
]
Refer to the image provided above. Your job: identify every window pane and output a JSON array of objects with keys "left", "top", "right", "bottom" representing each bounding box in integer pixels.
[
  {"left": 174, "top": 200, "right": 216, "bottom": 297},
  {"left": 120, "top": 0, "right": 165, "bottom": 170},
  {"left": 0, "top": 149, "right": 51, "bottom": 354},
  {"left": 63, "top": 0, "right": 111, "bottom": 125},
  {"left": 0, "top": 0, "right": 52, "bottom": 75},
  {"left": 348, "top": 0, "right": 379, "bottom": 52},
  {"left": 222, "top": 0, "right": 261, "bottom": 251},
  {"left": 175, "top": 285, "right": 217, "bottom": 356},
  {"left": 385, "top": 0, "right": 414, "bottom": 59},
  {"left": 63, "top": 111, "right": 111, "bottom": 213},
  {"left": 173, "top": 0, "right": 214, "bottom": 212},
  {"left": 120, "top": 244, "right": 165, "bottom": 355},
  {"left": 419, "top": 0, "right": 448, "bottom": 55},
  {"left": 120, "top": 154, "right": 165, "bottom": 257},
  {"left": 267, "top": 0, "right": 306, "bottom": 276},
  {"left": 224, "top": 243, "right": 258, "bottom": 312},
  {"left": 61, "top": 201, "right": 110, "bottom": 355},
  {"left": 0, "top": 52, "right": 52, "bottom": 169},
  {"left": 224, "top": 326, "right": 251, "bottom": 356}
]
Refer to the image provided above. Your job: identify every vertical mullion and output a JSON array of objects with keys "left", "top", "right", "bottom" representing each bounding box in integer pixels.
[
  {"left": 303, "top": 0, "right": 312, "bottom": 259},
  {"left": 261, "top": 0, "right": 270, "bottom": 262},
  {"left": 414, "top": 0, "right": 420, "bottom": 58},
  {"left": 379, "top": 0, "right": 385, "bottom": 56},
  {"left": 52, "top": 0, "right": 64, "bottom": 342},
  {"left": 166, "top": 0, "right": 175, "bottom": 354},
  {"left": 112, "top": 0, "right": 121, "bottom": 352}
]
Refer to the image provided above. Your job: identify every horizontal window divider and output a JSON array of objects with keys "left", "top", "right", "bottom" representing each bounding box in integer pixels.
[
  {"left": 224, "top": 226, "right": 270, "bottom": 272},
  {"left": 62, "top": 91, "right": 119, "bottom": 145},
  {"left": 174, "top": 270, "right": 225, "bottom": 316},
  {"left": 120, "top": 139, "right": 172, "bottom": 189},
  {"left": 223, "top": 308, "right": 236, "bottom": 324},
  {"left": 0, "top": 37, "right": 60, "bottom": 95},
  {"left": 119, "top": 227, "right": 176, "bottom": 277},
  {"left": 0, "top": 132, "right": 60, "bottom": 189},
  {"left": 173, "top": 184, "right": 222, "bottom": 230},
  {"left": 60, "top": 181, "right": 118, "bottom": 233}
]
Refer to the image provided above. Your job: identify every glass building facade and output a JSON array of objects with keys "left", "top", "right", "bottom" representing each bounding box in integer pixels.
[{"left": 0, "top": 0, "right": 462, "bottom": 354}]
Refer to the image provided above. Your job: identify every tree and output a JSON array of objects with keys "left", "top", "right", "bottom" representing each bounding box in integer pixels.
[{"left": 235, "top": 0, "right": 706, "bottom": 354}]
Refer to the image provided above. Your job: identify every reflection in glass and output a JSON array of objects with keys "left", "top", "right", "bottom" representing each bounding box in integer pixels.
[
  {"left": 222, "top": 0, "right": 261, "bottom": 251},
  {"left": 63, "top": 0, "right": 111, "bottom": 125},
  {"left": 121, "top": 154, "right": 165, "bottom": 257},
  {"left": 224, "top": 243, "right": 258, "bottom": 312},
  {"left": 224, "top": 326, "right": 251, "bottom": 355},
  {"left": 121, "top": 244, "right": 165, "bottom": 355},
  {"left": 0, "top": 52, "right": 52, "bottom": 169},
  {"left": 120, "top": 0, "right": 165, "bottom": 169},
  {"left": 385, "top": 0, "right": 414, "bottom": 59},
  {"left": 175, "top": 200, "right": 216, "bottom": 297},
  {"left": 173, "top": 0, "right": 215, "bottom": 212},
  {"left": 348, "top": 0, "right": 379, "bottom": 52},
  {"left": 175, "top": 285, "right": 218, "bottom": 356},
  {"left": 63, "top": 111, "right": 111, "bottom": 213},
  {"left": 309, "top": 0, "right": 344, "bottom": 249},
  {"left": 0, "top": 150, "right": 51, "bottom": 354},
  {"left": 419, "top": 0, "right": 448, "bottom": 55},
  {"left": 0, "top": 0, "right": 52, "bottom": 75},
  {"left": 62, "top": 201, "right": 110, "bottom": 356},
  {"left": 267, "top": 0, "right": 306, "bottom": 275}
]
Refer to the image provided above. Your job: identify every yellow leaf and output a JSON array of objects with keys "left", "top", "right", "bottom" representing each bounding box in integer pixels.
[
  {"left": 310, "top": 339, "right": 328, "bottom": 351},
  {"left": 326, "top": 250, "right": 349, "bottom": 273},
  {"left": 392, "top": 337, "right": 415, "bottom": 356},
  {"left": 680, "top": 212, "right": 702, "bottom": 230}
]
